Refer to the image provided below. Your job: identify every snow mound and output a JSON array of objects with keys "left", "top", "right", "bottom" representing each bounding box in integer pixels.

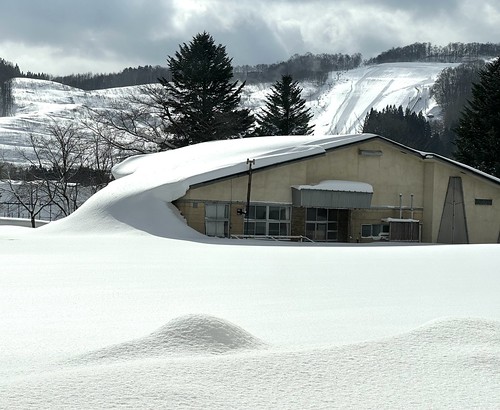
[
  {"left": 76, "top": 314, "right": 266, "bottom": 363},
  {"left": 396, "top": 317, "right": 500, "bottom": 345},
  {"left": 150, "top": 314, "right": 266, "bottom": 352}
]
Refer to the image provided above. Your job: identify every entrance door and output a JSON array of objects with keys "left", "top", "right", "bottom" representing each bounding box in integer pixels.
[{"left": 305, "top": 208, "right": 339, "bottom": 241}]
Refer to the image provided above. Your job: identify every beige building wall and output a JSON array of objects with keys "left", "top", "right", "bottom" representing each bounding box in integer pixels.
[
  {"left": 182, "top": 140, "right": 426, "bottom": 207},
  {"left": 422, "top": 161, "right": 438, "bottom": 242},
  {"left": 423, "top": 159, "right": 500, "bottom": 243},
  {"left": 175, "top": 201, "right": 206, "bottom": 234},
  {"left": 175, "top": 138, "right": 500, "bottom": 243},
  {"left": 306, "top": 141, "right": 425, "bottom": 210},
  {"left": 181, "top": 160, "right": 309, "bottom": 204}
]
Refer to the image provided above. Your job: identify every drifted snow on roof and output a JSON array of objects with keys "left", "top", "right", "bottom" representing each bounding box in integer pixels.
[
  {"left": 40, "top": 134, "right": 377, "bottom": 238},
  {"left": 111, "top": 133, "right": 377, "bottom": 182}
]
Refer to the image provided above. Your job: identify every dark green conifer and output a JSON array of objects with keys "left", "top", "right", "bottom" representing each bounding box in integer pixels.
[
  {"left": 454, "top": 58, "right": 500, "bottom": 177},
  {"left": 255, "top": 74, "right": 313, "bottom": 136},
  {"left": 159, "top": 32, "right": 254, "bottom": 147}
]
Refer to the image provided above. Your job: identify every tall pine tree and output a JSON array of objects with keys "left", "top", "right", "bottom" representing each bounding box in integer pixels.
[
  {"left": 159, "top": 32, "right": 254, "bottom": 147},
  {"left": 255, "top": 74, "right": 313, "bottom": 136},
  {"left": 454, "top": 58, "right": 500, "bottom": 177}
]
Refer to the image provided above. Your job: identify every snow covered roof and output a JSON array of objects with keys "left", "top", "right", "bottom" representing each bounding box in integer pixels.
[
  {"left": 113, "top": 133, "right": 500, "bottom": 189},
  {"left": 112, "top": 133, "right": 377, "bottom": 183},
  {"left": 292, "top": 180, "right": 374, "bottom": 193}
]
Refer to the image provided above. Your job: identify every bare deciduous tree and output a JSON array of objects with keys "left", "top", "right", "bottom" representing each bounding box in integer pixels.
[
  {"left": 0, "top": 176, "right": 50, "bottom": 227},
  {"left": 82, "top": 84, "right": 175, "bottom": 158},
  {"left": 23, "top": 117, "right": 90, "bottom": 217}
]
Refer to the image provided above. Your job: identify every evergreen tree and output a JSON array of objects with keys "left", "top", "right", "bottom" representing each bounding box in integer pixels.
[
  {"left": 362, "top": 105, "right": 438, "bottom": 152},
  {"left": 255, "top": 74, "right": 314, "bottom": 136},
  {"left": 454, "top": 58, "right": 500, "bottom": 177},
  {"left": 158, "top": 32, "right": 254, "bottom": 147}
]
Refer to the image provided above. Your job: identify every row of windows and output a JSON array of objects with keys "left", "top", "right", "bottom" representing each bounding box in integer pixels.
[
  {"left": 245, "top": 205, "right": 290, "bottom": 236},
  {"left": 204, "top": 204, "right": 424, "bottom": 242},
  {"left": 205, "top": 203, "right": 339, "bottom": 241}
]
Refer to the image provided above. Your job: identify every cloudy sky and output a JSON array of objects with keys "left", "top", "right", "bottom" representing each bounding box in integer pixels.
[{"left": 1, "top": 0, "right": 499, "bottom": 76}]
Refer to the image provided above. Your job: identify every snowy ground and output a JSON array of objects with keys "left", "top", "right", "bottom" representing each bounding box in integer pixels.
[
  {"left": 1, "top": 136, "right": 499, "bottom": 408},
  {"left": 1, "top": 228, "right": 499, "bottom": 408}
]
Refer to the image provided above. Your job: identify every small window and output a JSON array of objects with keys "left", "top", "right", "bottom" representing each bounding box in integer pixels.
[
  {"left": 268, "top": 206, "right": 280, "bottom": 220},
  {"left": 255, "top": 205, "right": 267, "bottom": 220},
  {"left": 475, "top": 198, "right": 493, "bottom": 206},
  {"left": 317, "top": 208, "right": 328, "bottom": 221},
  {"left": 361, "top": 224, "right": 389, "bottom": 239},
  {"left": 306, "top": 208, "right": 317, "bottom": 221},
  {"left": 361, "top": 224, "right": 372, "bottom": 238}
]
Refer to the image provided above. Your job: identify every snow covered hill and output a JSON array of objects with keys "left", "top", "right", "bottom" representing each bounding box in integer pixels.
[
  {"left": 0, "top": 78, "right": 137, "bottom": 163},
  {"left": 0, "top": 62, "right": 458, "bottom": 164},
  {"left": 308, "top": 62, "right": 456, "bottom": 134}
]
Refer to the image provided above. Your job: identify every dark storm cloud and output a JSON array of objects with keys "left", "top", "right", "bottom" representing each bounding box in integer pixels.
[
  {"left": 173, "top": 7, "right": 303, "bottom": 65},
  {"left": 0, "top": 0, "right": 498, "bottom": 75},
  {"left": 0, "top": 0, "right": 183, "bottom": 73}
]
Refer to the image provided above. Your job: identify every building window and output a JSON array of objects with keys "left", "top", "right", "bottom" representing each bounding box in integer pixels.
[
  {"left": 244, "top": 205, "right": 290, "bottom": 236},
  {"left": 305, "top": 208, "right": 339, "bottom": 241},
  {"left": 205, "top": 203, "right": 229, "bottom": 237},
  {"left": 361, "top": 224, "right": 389, "bottom": 239},
  {"left": 475, "top": 198, "right": 493, "bottom": 206}
]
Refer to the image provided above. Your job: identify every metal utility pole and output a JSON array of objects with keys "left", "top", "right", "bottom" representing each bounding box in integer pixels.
[{"left": 245, "top": 158, "right": 255, "bottom": 235}]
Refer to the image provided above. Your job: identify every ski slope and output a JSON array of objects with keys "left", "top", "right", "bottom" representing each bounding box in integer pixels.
[{"left": 309, "top": 62, "right": 457, "bottom": 134}]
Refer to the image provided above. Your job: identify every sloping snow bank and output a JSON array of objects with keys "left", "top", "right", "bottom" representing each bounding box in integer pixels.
[{"left": 1, "top": 317, "right": 499, "bottom": 409}]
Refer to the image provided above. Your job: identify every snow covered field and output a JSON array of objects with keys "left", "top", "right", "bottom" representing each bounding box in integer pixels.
[{"left": 1, "top": 136, "right": 499, "bottom": 408}]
